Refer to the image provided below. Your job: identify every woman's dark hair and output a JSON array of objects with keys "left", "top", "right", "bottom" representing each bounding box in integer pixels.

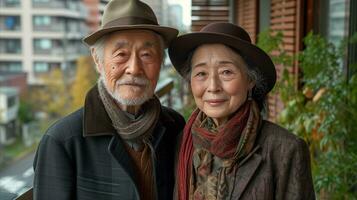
[{"left": 183, "top": 45, "right": 269, "bottom": 114}]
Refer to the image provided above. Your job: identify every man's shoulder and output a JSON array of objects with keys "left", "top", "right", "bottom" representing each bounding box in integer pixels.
[
  {"left": 45, "top": 108, "right": 84, "bottom": 142},
  {"left": 160, "top": 106, "right": 185, "bottom": 130}
]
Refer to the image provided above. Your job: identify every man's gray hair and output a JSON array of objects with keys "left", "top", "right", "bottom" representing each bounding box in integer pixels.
[{"left": 90, "top": 31, "right": 166, "bottom": 71}]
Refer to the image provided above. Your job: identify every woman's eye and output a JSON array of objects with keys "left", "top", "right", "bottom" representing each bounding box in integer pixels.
[
  {"left": 195, "top": 72, "right": 206, "bottom": 77},
  {"left": 221, "top": 70, "right": 233, "bottom": 75}
]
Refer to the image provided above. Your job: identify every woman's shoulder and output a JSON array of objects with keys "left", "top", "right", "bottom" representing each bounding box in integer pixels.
[{"left": 257, "top": 120, "right": 308, "bottom": 151}]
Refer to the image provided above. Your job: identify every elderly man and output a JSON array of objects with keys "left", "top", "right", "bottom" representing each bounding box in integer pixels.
[{"left": 32, "top": 0, "right": 184, "bottom": 199}]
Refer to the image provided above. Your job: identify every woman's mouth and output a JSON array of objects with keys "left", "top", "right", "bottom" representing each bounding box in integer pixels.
[{"left": 205, "top": 99, "right": 226, "bottom": 106}]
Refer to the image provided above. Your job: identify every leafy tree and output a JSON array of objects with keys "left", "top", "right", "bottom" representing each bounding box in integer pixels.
[
  {"left": 31, "top": 68, "right": 71, "bottom": 118},
  {"left": 258, "top": 30, "right": 357, "bottom": 198},
  {"left": 70, "top": 56, "right": 98, "bottom": 111},
  {"left": 18, "top": 99, "right": 34, "bottom": 123}
]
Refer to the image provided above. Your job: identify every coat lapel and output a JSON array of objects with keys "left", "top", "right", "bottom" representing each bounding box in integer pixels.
[
  {"left": 82, "top": 85, "right": 176, "bottom": 197},
  {"left": 107, "top": 135, "right": 139, "bottom": 186},
  {"left": 233, "top": 146, "right": 262, "bottom": 199},
  {"left": 151, "top": 121, "right": 166, "bottom": 150}
]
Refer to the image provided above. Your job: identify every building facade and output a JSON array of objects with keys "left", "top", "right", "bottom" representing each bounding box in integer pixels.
[
  {"left": 0, "top": 0, "right": 89, "bottom": 85},
  {"left": 0, "top": 87, "right": 19, "bottom": 145}
]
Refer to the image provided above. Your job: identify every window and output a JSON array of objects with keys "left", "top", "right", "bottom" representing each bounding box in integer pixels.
[
  {"left": 34, "top": 62, "right": 49, "bottom": 73},
  {"left": 319, "top": 0, "right": 349, "bottom": 46},
  {"left": 259, "top": 0, "right": 271, "bottom": 32},
  {"left": 6, "top": 39, "right": 21, "bottom": 53},
  {"left": 34, "top": 39, "right": 51, "bottom": 50},
  {"left": 33, "top": 16, "right": 51, "bottom": 26},
  {"left": 7, "top": 96, "right": 17, "bottom": 108},
  {"left": 4, "top": 16, "right": 20, "bottom": 30},
  {"left": 0, "top": 61, "right": 22, "bottom": 72},
  {"left": 33, "top": 0, "right": 50, "bottom": 3},
  {"left": 0, "top": 39, "right": 21, "bottom": 54},
  {"left": 5, "top": 0, "right": 20, "bottom": 7}
]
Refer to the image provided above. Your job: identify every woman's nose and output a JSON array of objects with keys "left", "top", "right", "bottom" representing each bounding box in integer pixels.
[{"left": 207, "top": 74, "right": 221, "bottom": 93}]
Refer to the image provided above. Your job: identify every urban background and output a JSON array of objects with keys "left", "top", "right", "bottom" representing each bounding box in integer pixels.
[{"left": 0, "top": 0, "right": 356, "bottom": 199}]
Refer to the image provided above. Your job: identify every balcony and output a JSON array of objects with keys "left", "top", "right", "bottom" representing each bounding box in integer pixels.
[
  {"left": 0, "top": 87, "right": 19, "bottom": 124},
  {"left": 0, "top": 61, "right": 22, "bottom": 72},
  {"left": 0, "top": 39, "right": 21, "bottom": 58},
  {"left": 32, "top": 0, "right": 87, "bottom": 19},
  {"left": 0, "top": 0, "right": 20, "bottom": 8},
  {"left": 0, "top": 16, "right": 21, "bottom": 32}
]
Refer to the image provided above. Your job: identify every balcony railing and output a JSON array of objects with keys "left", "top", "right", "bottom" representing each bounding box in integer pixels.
[
  {"left": 0, "top": 0, "right": 20, "bottom": 8},
  {"left": 32, "top": 0, "right": 87, "bottom": 14}
]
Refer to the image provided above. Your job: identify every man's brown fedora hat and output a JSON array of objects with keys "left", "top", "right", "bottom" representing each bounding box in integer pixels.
[
  {"left": 169, "top": 22, "right": 277, "bottom": 95},
  {"left": 83, "top": 0, "right": 178, "bottom": 47}
]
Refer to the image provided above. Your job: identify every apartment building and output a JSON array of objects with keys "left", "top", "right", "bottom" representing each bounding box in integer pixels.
[
  {"left": 0, "top": 0, "right": 89, "bottom": 85},
  {"left": 0, "top": 87, "right": 19, "bottom": 145}
]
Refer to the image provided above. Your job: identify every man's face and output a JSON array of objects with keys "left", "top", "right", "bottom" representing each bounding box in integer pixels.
[{"left": 97, "top": 30, "right": 163, "bottom": 105}]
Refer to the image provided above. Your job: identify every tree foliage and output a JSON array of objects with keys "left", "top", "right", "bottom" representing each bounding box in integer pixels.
[
  {"left": 31, "top": 68, "right": 71, "bottom": 118},
  {"left": 18, "top": 99, "right": 34, "bottom": 123},
  {"left": 70, "top": 56, "right": 97, "bottom": 111},
  {"left": 258, "top": 30, "right": 357, "bottom": 198}
]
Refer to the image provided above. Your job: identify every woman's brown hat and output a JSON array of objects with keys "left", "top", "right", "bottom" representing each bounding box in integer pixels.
[
  {"left": 169, "top": 22, "right": 276, "bottom": 95},
  {"left": 83, "top": 0, "right": 178, "bottom": 47}
]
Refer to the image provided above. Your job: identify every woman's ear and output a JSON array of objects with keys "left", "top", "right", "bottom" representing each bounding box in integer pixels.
[
  {"left": 91, "top": 47, "right": 102, "bottom": 73},
  {"left": 248, "top": 80, "right": 256, "bottom": 90}
]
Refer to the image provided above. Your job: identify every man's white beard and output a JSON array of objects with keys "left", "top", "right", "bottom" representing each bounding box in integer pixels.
[{"left": 99, "top": 70, "right": 154, "bottom": 106}]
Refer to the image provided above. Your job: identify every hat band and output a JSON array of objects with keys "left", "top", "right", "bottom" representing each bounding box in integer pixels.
[{"left": 103, "top": 16, "right": 158, "bottom": 28}]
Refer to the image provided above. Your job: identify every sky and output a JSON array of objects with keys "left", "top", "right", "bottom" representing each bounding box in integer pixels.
[{"left": 167, "top": 0, "right": 191, "bottom": 26}]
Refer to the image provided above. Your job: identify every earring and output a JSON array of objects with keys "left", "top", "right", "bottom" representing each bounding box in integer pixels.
[{"left": 248, "top": 90, "right": 253, "bottom": 101}]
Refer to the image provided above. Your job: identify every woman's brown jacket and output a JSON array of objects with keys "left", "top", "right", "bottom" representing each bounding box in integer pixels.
[{"left": 176, "top": 120, "right": 315, "bottom": 200}]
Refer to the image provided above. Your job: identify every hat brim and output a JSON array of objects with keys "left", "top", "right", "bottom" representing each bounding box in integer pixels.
[
  {"left": 168, "top": 32, "right": 277, "bottom": 94},
  {"left": 83, "top": 25, "right": 178, "bottom": 47}
]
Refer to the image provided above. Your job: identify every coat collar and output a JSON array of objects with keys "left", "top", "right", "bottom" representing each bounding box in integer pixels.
[
  {"left": 231, "top": 120, "right": 270, "bottom": 199},
  {"left": 233, "top": 145, "right": 262, "bottom": 199},
  {"left": 83, "top": 84, "right": 175, "bottom": 138}
]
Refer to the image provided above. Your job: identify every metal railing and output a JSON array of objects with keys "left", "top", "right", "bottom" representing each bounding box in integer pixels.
[{"left": 155, "top": 78, "right": 174, "bottom": 107}]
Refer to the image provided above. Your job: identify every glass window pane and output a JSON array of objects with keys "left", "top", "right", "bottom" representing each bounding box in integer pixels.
[{"left": 34, "top": 62, "right": 49, "bottom": 72}]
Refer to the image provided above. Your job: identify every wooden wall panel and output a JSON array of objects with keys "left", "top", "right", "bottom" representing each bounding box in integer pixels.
[
  {"left": 268, "top": 0, "right": 302, "bottom": 121},
  {"left": 235, "top": 0, "right": 258, "bottom": 43},
  {"left": 191, "top": 0, "right": 229, "bottom": 31}
]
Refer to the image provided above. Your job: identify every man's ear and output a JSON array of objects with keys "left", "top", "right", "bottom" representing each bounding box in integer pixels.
[{"left": 91, "top": 47, "right": 102, "bottom": 73}]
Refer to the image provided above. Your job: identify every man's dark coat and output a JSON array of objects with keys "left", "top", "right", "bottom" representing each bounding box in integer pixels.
[{"left": 33, "top": 85, "right": 185, "bottom": 200}]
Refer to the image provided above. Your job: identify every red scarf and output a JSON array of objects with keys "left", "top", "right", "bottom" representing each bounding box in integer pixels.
[{"left": 177, "top": 101, "right": 260, "bottom": 200}]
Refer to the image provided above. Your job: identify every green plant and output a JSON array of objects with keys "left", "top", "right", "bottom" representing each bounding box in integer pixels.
[
  {"left": 18, "top": 100, "right": 34, "bottom": 123},
  {"left": 258, "top": 30, "right": 357, "bottom": 198}
]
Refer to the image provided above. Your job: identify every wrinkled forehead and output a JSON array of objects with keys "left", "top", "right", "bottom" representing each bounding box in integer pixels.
[
  {"left": 191, "top": 43, "right": 247, "bottom": 67},
  {"left": 105, "top": 29, "right": 163, "bottom": 49}
]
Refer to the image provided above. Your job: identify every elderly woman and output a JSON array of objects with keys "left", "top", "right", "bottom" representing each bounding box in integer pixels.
[{"left": 169, "top": 23, "right": 315, "bottom": 200}]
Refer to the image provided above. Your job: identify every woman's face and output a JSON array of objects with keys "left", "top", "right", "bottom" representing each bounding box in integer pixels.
[{"left": 190, "top": 44, "right": 254, "bottom": 126}]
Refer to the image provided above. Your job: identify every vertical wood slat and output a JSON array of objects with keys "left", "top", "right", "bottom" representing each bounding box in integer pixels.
[
  {"left": 235, "top": 0, "right": 258, "bottom": 43},
  {"left": 267, "top": 0, "right": 302, "bottom": 122},
  {"left": 191, "top": 0, "right": 229, "bottom": 32}
]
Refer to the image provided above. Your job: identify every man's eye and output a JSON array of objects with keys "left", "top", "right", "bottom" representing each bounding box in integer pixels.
[
  {"left": 141, "top": 52, "right": 152, "bottom": 58},
  {"left": 117, "top": 52, "right": 126, "bottom": 57}
]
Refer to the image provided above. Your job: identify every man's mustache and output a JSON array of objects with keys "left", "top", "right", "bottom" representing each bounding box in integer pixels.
[{"left": 116, "top": 76, "right": 150, "bottom": 86}]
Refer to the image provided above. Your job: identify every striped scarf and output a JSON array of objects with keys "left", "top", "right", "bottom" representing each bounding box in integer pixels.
[{"left": 177, "top": 100, "right": 261, "bottom": 200}]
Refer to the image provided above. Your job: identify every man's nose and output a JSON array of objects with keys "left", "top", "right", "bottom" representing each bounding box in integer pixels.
[
  {"left": 125, "top": 53, "right": 143, "bottom": 75},
  {"left": 207, "top": 74, "right": 222, "bottom": 93}
]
